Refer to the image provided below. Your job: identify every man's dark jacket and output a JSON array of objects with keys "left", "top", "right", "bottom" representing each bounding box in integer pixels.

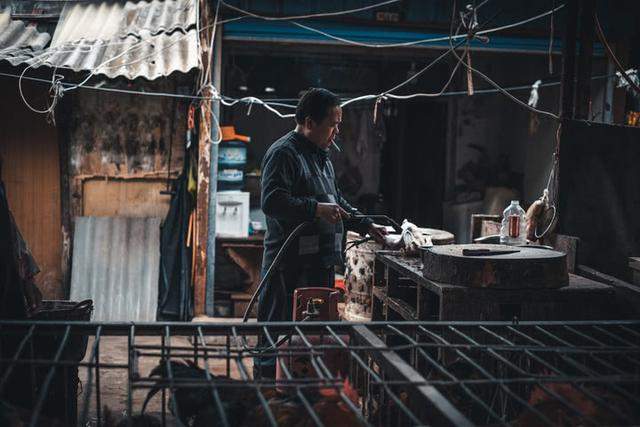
[{"left": 260, "top": 130, "right": 371, "bottom": 271}]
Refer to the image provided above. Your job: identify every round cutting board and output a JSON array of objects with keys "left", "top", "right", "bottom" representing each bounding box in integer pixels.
[
  {"left": 419, "top": 228, "right": 455, "bottom": 245},
  {"left": 421, "top": 244, "right": 568, "bottom": 289}
]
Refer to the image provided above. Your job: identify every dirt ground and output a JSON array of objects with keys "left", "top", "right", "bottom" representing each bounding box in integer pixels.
[{"left": 77, "top": 317, "right": 257, "bottom": 426}]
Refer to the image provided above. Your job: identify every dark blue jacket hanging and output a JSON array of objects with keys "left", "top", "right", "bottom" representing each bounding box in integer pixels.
[{"left": 157, "top": 154, "right": 194, "bottom": 321}]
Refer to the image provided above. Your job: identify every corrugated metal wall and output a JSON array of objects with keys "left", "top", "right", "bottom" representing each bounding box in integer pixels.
[{"left": 70, "top": 216, "right": 160, "bottom": 321}]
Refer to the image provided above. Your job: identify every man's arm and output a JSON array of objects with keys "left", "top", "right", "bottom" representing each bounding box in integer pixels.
[
  {"left": 335, "top": 186, "right": 387, "bottom": 243},
  {"left": 335, "top": 188, "right": 373, "bottom": 235},
  {"left": 261, "top": 150, "right": 317, "bottom": 221}
]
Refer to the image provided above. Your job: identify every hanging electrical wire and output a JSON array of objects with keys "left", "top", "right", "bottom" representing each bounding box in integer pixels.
[
  {"left": 198, "top": 0, "right": 223, "bottom": 145},
  {"left": 17, "top": 49, "right": 66, "bottom": 116},
  {"left": 447, "top": 1, "right": 560, "bottom": 120},
  {"left": 11, "top": 1, "right": 594, "bottom": 125},
  {"left": 15, "top": 0, "right": 566, "bottom": 110},
  {"left": 3, "top": 69, "right": 617, "bottom": 104},
  {"left": 341, "top": 38, "right": 467, "bottom": 110},
  {"left": 594, "top": 12, "right": 640, "bottom": 96},
  {"left": 220, "top": 0, "right": 400, "bottom": 21},
  {"left": 548, "top": 0, "right": 556, "bottom": 75},
  {"left": 384, "top": 53, "right": 467, "bottom": 100},
  {"left": 288, "top": 4, "right": 564, "bottom": 49}
]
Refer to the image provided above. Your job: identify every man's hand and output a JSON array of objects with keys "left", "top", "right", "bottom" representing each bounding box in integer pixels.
[
  {"left": 316, "top": 203, "right": 349, "bottom": 224},
  {"left": 368, "top": 223, "right": 388, "bottom": 244}
]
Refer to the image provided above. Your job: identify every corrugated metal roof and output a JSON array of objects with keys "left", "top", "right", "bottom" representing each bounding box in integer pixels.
[
  {"left": 70, "top": 217, "right": 161, "bottom": 322},
  {"left": 51, "top": 0, "right": 196, "bottom": 46},
  {"left": 23, "top": 0, "right": 200, "bottom": 80},
  {"left": 46, "top": 0, "right": 199, "bottom": 80},
  {"left": 0, "top": 7, "right": 51, "bottom": 65},
  {"left": 41, "top": 29, "right": 200, "bottom": 80}
]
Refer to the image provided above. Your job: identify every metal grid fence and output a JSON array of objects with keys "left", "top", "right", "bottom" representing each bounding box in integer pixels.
[{"left": 0, "top": 320, "right": 638, "bottom": 426}]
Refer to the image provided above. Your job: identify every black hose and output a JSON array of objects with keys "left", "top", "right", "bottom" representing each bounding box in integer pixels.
[
  {"left": 241, "top": 221, "right": 312, "bottom": 323},
  {"left": 241, "top": 214, "right": 399, "bottom": 355}
]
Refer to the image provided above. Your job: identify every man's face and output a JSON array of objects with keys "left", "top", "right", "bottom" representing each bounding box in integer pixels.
[{"left": 305, "top": 106, "right": 342, "bottom": 150}]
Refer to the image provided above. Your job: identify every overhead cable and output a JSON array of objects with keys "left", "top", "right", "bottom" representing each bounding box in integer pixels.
[
  {"left": 1, "top": 70, "right": 616, "bottom": 108},
  {"left": 289, "top": 4, "right": 565, "bottom": 49},
  {"left": 220, "top": 0, "right": 400, "bottom": 21},
  {"left": 448, "top": 1, "right": 560, "bottom": 120},
  {"left": 594, "top": 12, "right": 640, "bottom": 96}
]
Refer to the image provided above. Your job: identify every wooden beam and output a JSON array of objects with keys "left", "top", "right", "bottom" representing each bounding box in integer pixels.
[
  {"left": 205, "top": 25, "right": 223, "bottom": 316},
  {"left": 194, "top": 89, "right": 212, "bottom": 316},
  {"left": 577, "top": 264, "right": 640, "bottom": 315},
  {"left": 194, "top": 0, "right": 213, "bottom": 316},
  {"left": 56, "top": 94, "right": 73, "bottom": 298}
]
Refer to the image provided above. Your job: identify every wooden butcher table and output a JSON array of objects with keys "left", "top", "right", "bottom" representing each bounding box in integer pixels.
[{"left": 371, "top": 250, "right": 616, "bottom": 321}]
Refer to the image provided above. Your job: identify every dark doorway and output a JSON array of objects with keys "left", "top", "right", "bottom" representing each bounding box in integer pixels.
[
  {"left": 381, "top": 99, "right": 448, "bottom": 228},
  {"left": 222, "top": 44, "right": 452, "bottom": 229}
]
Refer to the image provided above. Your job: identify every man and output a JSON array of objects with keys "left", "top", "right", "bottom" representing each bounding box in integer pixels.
[{"left": 255, "top": 88, "right": 386, "bottom": 377}]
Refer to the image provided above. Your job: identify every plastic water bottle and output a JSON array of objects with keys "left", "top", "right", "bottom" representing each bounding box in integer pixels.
[{"left": 500, "top": 200, "right": 527, "bottom": 245}]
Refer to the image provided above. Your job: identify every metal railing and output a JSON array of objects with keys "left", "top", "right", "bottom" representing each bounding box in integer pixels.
[{"left": 0, "top": 320, "right": 638, "bottom": 426}]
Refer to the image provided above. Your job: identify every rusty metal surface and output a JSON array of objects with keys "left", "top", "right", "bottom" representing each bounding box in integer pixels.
[
  {"left": 51, "top": 0, "right": 196, "bottom": 46},
  {"left": 27, "top": 0, "right": 199, "bottom": 80},
  {"left": 0, "top": 7, "right": 51, "bottom": 65},
  {"left": 41, "top": 29, "right": 200, "bottom": 80},
  {"left": 69, "top": 216, "right": 161, "bottom": 321}
]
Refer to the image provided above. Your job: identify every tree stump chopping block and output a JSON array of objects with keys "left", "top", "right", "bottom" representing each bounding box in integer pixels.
[
  {"left": 421, "top": 244, "right": 569, "bottom": 289},
  {"left": 419, "top": 228, "right": 455, "bottom": 245}
]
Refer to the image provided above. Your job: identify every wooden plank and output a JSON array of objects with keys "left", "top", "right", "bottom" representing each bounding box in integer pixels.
[
  {"left": 577, "top": 265, "right": 640, "bottom": 313},
  {"left": 577, "top": 265, "right": 638, "bottom": 290},
  {"left": 548, "top": 234, "right": 579, "bottom": 273},
  {"left": 376, "top": 251, "right": 450, "bottom": 295},
  {"left": 0, "top": 79, "right": 63, "bottom": 299},
  {"left": 386, "top": 296, "right": 417, "bottom": 320},
  {"left": 480, "top": 220, "right": 501, "bottom": 239},
  {"left": 57, "top": 95, "right": 73, "bottom": 298},
  {"left": 351, "top": 325, "right": 473, "bottom": 427},
  {"left": 224, "top": 246, "right": 262, "bottom": 295},
  {"left": 372, "top": 286, "right": 387, "bottom": 302},
  {"left": 470, "top": 214, "right": 500, "bottom": 242},
  {"left": 82, "top": 179, "right": 171, "bottom": 217},
  {"left": 371, "top": 286, "right": 388, "bottom": 321}
]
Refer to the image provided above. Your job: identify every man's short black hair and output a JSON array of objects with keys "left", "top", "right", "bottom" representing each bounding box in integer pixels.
[{"left": 295, "top": 88, "right": 340, "bottom": 125}]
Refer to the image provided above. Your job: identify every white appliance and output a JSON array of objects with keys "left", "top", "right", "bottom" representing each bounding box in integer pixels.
[{"left": 216, "top": 191, "right": 250, "bottom": 238}]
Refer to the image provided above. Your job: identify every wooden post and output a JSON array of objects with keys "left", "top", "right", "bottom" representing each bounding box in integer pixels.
[
  {"left": 194, "top": 88, "right": 212, "bottom": 316},
  {"left": 575, "top": 0, "right": 595, "bottom": 120},
  {"left": 559, "top": 0, "right": 579, "bottom": 119},
  {"left": 56, "top": 93, "right": 73, "bottom": 298},
  {"left": 205, "top": 25, "right": 223, "bottom": 316},
  {"left": 194, "top": 0, "right": 213, "bottom": 316}
]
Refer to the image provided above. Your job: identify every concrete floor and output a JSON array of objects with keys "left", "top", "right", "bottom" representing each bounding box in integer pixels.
[{"left": 77, "top": 318, "right": 257, "bottom": 426}]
